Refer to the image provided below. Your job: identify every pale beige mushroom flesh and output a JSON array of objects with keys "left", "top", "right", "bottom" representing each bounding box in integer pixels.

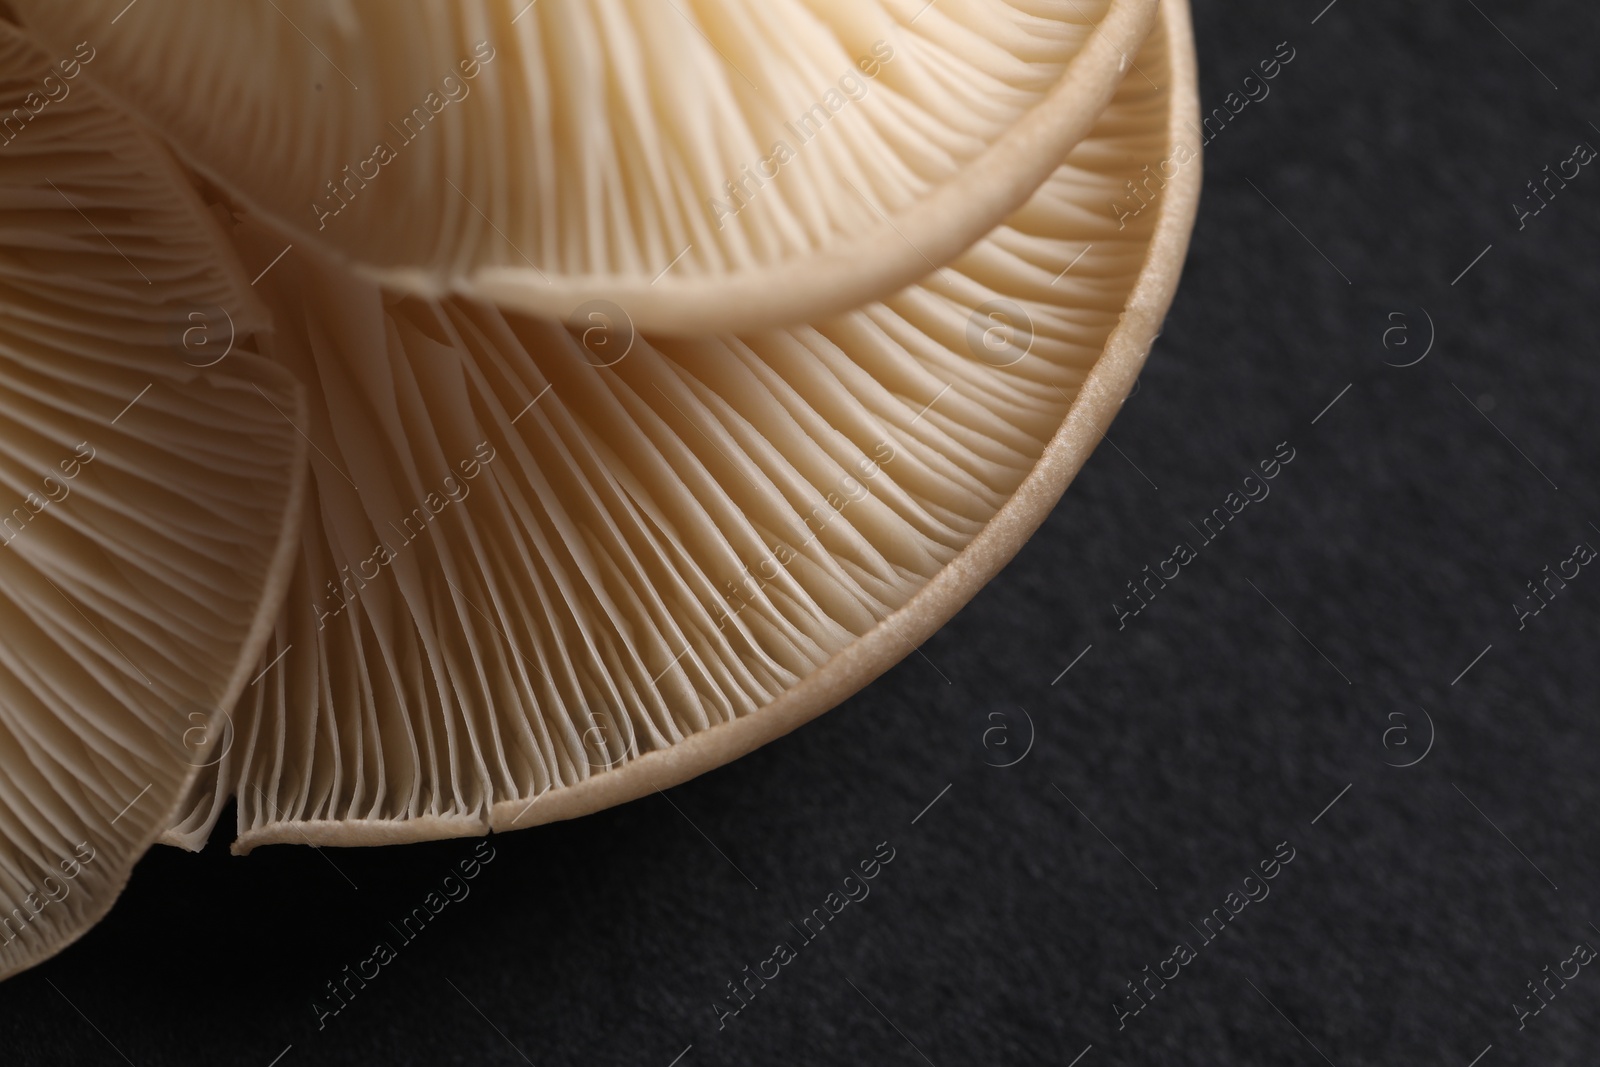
[
  {"left": 0, "top": 24, "right": 307, "bottom": 979},
  {"left": 0, "top": 0, "right": 1199, "bottom": 982},
  {"left": 160, "top": 0, "right": 1200, "bottom": 852},
  {"left": 12, "top": 0, "right": 1162, "bottom": 334}
]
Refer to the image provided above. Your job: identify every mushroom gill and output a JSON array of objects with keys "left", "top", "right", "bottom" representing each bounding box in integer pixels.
[
  {"left": 11, "top": 0, "right": 1160, "bottom": 334},
  {"left": 0, "top": 24, "right": 306, "bottom": 978},
  {"left": 165, "top": 0, "right": 1199, "bottom": 852}
]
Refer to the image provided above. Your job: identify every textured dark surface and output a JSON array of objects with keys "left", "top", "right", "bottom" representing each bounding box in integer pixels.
[{"left": 5, "top": 2, "right": 1599, "bottom": 1064}]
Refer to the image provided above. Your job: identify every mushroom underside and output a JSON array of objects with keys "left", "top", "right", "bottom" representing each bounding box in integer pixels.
[
  {"left": 11, "top": 0, "right": 1160, "bottom": 334},
  {"left": 163, "top": 0, "right": 1199, "bottom": 853},
  {"left": 0, "top": 23, "right": 307, "bottom": 978}
]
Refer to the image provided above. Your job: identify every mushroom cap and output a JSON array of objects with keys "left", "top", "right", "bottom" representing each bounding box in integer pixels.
[
  {"left": 166, "top": 0, "right": 1199, "bottom": 852},
  {"left": 0, "top": 24, "right": 307, "bottom": 977},
  {"left": 10, "top": 0, "right": 1160, "bottom": 335}
]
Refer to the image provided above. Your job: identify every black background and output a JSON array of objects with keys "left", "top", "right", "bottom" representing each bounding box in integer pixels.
[{"left": 5, "top": 1, "right": 1600, "bottom": 1064}]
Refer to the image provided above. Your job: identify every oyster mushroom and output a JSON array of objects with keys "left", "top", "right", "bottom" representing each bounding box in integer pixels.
[
  {"left": 11, "top": 0, "right": 1161, "bottom": 334},
  {"left": 165, "top": 0, "right": 1199, "bottom": 851},
  {"left": 0, "top": 24, "right": 306, "bottom": 979}
]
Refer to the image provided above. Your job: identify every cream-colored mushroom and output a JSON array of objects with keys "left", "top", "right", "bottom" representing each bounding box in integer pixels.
[
  {"left": 11, "top": 0, "right": 1160, "bottom": 335},
  {"left": 165, "top": 0, "right": 1198, "bottom": 851},
  {"left": 0, "top": 24, "right": 306, "bottom": 978}
]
